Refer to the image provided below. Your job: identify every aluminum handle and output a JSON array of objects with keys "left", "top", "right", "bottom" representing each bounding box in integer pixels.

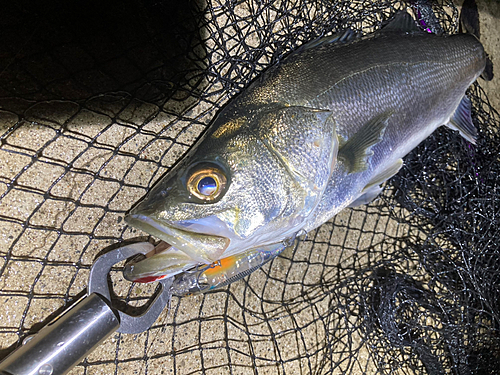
[{"left": 0, "top": 293, "right": 119, "bottom": 375}]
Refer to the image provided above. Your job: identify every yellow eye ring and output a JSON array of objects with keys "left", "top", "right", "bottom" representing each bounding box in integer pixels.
[{"left": 187, "top": 167, "right": 227, "bottom": 201}]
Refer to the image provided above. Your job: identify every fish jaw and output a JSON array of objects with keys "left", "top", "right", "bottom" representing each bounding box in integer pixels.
[
  {"left": 123, "top": 245, "right": 200, "bottom": 283},
  {"left": 125, "top": 213, "right": 230, "bottom": 264}
]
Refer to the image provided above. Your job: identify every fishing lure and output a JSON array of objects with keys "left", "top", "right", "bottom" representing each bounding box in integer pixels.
[{"left": 170, "top": 240, "right": 295, "bottom": 296}]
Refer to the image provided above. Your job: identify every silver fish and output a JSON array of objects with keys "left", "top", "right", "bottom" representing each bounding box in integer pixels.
[{"left": 124, "top": 12, "right": 488, "bottom": 283}]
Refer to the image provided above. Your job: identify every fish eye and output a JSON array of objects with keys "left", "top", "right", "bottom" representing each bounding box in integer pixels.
[
  {"left": 198, "top": 176, "right": 217, "bottom": 196},
  {"left": 187, "top": 166, "right": 227, "bottom": 201}
]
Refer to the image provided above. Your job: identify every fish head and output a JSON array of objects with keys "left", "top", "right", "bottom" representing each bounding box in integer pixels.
[{"left": 125, "top": 104, "right": 339, "bottom": 280}]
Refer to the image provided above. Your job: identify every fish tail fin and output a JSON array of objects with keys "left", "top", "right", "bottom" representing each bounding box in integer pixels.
[
  {"left": 460, "top": 0, "right": 494, "bottom": 81},
  {"left": 460, "top": 0, "right": 480, "bottom": 38}
]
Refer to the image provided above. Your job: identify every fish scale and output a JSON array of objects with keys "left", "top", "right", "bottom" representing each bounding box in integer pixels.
[
  {"left": 235, "top": 32, "right": 482, "bottom": 109},
  {"left": 238, "top": 33, "right": 485, "bottom": 231}
]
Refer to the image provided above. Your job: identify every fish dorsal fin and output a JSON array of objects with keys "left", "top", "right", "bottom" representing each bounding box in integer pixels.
[
  {"left": 338, "top": 112, "right": 392, "bottom": 173},
  {"left": 258, "top": 105, "right": 338, "bottom": 203},
  {"left": 295, "top": 29, "right": 360, "bottom": 53},
  {"left": 381, "top": 11, "right": 422, "bottom": 33},
  {"left": 446, "top": 95, "right": 477, "bottom": 144}
]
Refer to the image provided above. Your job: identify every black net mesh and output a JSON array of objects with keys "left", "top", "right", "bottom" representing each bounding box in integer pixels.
[{"left": 0, "top": 0, "right": 499, "bottom": 374}]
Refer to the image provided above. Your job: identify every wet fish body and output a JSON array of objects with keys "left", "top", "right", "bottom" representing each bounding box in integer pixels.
[
  {"left": 124, "top": 13, "right": 488, "bottom": 282},
  {"left": 225, "top": 26, "right": 485, "bottom": 231}
]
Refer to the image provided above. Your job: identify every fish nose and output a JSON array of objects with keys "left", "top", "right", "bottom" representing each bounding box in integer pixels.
[{"left": 126, "top": 193, "right": 163, "bottom": 221}]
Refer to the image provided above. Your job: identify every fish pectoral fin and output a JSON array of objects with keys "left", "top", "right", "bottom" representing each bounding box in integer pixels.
[
  {"left": 362, "top": 158, "right": 403, "bottom": 192},
  {"left": 338, "top": 112, "right": 392, "bottom": 173},
  {"left": 446, "top": 95, "right": 477, "bottom": 144}
]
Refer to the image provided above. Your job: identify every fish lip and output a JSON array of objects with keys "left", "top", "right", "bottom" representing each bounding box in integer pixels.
[
  {"left": 123, "top": 244, "right": 199, "bottom": 283},
  {"left": 125, "top": 213, "right": 229, "bottom": 263}
]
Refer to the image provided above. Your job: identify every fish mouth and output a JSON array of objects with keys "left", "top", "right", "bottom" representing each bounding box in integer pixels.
[
  {"left": 125, "top": 214, "right": 230, "bottom": 264},
  {"left": 123, "top": 213, "right": 231, "bottom": 283},
  {"left": 122, "top": 241, "right": 200, "bottom": 283}
]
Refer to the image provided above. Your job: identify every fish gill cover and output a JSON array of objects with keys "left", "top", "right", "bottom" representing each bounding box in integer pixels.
[{"left": 0, "top": 0, "right": 499, "bottom": 374}]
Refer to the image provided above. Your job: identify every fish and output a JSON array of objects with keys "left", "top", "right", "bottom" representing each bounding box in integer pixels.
[{"left": 123, "top": 11, "right": 490, "bottom": 284}]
